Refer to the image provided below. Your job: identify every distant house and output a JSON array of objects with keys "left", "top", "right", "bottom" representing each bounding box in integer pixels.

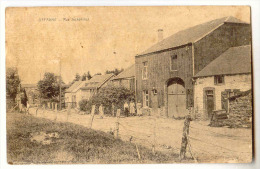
[
  {"left": 111, "top": 65, "right": 135, "bottom": 92},
  {"left": 21, "top": 83, "right": 39, "bottom": 105},
  {"left": 135, "top": 16, "right": 251, "bottom": 119},
  {"left": 65, "top": 81, "right": 87, "bottom": 108},
  {"left": 80, "top": 74, "right": 115, "bottom": 100},
  {"left": 65, "top": 74, "right": 115, "bottom": 108},
  {"left": 193, "top": 45, "right": 252, "bottom": 120}
]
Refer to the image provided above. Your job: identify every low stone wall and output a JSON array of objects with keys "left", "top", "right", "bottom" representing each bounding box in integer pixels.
[{"left": 210, "top": 90, "right": 252, "bottom": 128}]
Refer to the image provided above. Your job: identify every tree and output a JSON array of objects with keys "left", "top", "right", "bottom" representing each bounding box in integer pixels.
[
  {"left": 79, "top": 86, "right": 135, "bottom": 115},
  {"left": 75, "top": 73, "right": 81, "bottom": 81},
  {"left": 37, "top": 72, "right": 65, "bottom": 102},
  {"left": 86, "top": 71, "right": 92, "bottom": 80},
  {"left": 81, "top": 73, "right": 87, "bottom": 81},
  {"left": 105, "top": 68, "right": 124, "bottom": 76},
  {"left": 81, "top": 71, "right": 92, "bottom": 81},
  {"left": 6, "top": 67, "right": 20, "bottom": 102}
]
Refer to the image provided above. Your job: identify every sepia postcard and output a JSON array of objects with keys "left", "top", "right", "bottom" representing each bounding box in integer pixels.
[{"left": 5, "top": 6, "right": 253, "bottom": 164}]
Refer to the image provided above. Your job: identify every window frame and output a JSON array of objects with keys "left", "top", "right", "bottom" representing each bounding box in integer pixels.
[
  {"left": 170, "top": 54, "right": 178, "bottom": 71},
  {"left": 214, "top": 75, "right": 225, "bottom": 85},
  {"left": 142, "top": 61, "right": 148, "bottom": 80}
]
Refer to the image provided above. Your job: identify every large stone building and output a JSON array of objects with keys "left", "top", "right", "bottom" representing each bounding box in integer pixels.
[
  {"left": 193, "top": 45, "right": 252, "bottom": 120},
  {"left": 135, "top": 16, "right": 251, "bottom": 118}
]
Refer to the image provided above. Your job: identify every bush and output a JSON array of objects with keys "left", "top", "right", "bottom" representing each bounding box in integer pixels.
[{"left": 79, "top": 86, "right": 135, "bottom": 115}]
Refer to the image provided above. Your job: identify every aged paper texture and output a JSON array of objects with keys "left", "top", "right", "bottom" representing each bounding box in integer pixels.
[{"left": 6, "top": 6, "right": 253, "bottom": 164}]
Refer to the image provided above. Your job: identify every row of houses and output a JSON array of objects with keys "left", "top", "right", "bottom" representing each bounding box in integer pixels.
[{"left": 25, "top": 16, "right": 252, "bottom": 121}]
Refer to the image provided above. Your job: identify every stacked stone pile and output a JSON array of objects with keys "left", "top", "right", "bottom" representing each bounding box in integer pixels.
[{"left": 210, "top": 90, "right": 252, "bottom": 128}]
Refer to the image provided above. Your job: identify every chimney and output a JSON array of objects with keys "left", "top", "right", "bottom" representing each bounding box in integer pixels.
[{"left": 158, "top": 29, "right": 163, "bottom": 42}]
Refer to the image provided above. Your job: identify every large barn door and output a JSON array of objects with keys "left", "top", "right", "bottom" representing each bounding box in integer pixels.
[{"left": 167, "top": 79, "right": 186, "bottom": 118}]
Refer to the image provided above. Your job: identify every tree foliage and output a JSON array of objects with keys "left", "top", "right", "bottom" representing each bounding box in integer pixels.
[
  {"left": 79, "top": 86, "right": 135, "bottom": 115},
  {"left": 105, "top": 68, "right": 124, "bottom": 76},
  {"left": 6, "top": 67, "right": 20, "bottom": 101},
  {"left": 37, "top": 72, "right": 65, "bottom": 102},
  {"left": 81, "top": 71, "right": 92, "bottom": 81}
]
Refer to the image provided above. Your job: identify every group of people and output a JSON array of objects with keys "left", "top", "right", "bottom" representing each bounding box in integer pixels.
[
  {"left": 123, "top": 100, "right": 142, "bottom": 117},
  {"left": 97, "top": 100, "right": 142, "bottom": 118}
]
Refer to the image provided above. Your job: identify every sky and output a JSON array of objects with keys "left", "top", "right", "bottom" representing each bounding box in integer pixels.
[{"left": 5, "top": 6, "right": 250, "bottom": 84}]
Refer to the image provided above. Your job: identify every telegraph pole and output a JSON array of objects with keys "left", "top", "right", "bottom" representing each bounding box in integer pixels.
[{"left": 59, "top": 58, "right": 62, "bottom": 110}]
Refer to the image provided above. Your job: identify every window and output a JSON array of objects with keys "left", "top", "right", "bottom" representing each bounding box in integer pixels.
[
  {"left": 143, "top": 90, "right": 149, "bottom": 107},
  {"left": 214, "top": 75, "right": 224, "bottom": 85},
  {"left": 170, "top": 55, "right": 177, "bottom": 71},
  {"left": 142, "top": 62, "right": 148, "bottom": 80}
]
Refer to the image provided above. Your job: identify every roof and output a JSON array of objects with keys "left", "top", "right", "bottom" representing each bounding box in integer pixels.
[
  {"left": 112, "top": 65, "right": 135, "bottom": 80},
  {"left": 194, "top": 45, "right": 251, "bottom": 77},
  {"left": 65, "top": 81, "right": 83, "bottom": 93},
  {"left": 138, "top": 16, "right": 248, "bottom": 56},
  {"left": 81, "top": 74, "right": 114, "bottom": 90}
]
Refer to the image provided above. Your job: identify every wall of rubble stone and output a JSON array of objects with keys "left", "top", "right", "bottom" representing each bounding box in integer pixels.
[{"left": 211, "top": 90, "right": 252, "bottom": 128}]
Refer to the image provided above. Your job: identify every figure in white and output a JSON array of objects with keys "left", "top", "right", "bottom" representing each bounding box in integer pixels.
[
  {"left": 99, "top": 104, "right": 104, "bottom": 119},
  {"left": 129, "top": 100, "right": 136, "bottom": 116}
]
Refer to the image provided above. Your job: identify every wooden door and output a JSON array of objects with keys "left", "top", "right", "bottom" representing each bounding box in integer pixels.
[
  {"left": 168, "top": 82, "right": 186, "bottom": 118},
  {"left": 206, "top": 90, "right": 214, "bottom": 119}
]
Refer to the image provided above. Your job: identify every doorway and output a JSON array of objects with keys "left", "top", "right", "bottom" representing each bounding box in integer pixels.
[
  {"left": 204, "top": 89, "right": 215, "bottom": 119},
  {"left": 167, "top": 78, "right": 186, "bottom": 118}
]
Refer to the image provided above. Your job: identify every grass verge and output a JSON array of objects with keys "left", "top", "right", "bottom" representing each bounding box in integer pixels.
[{"left": 7, "top": 112, "right": 181, "bottom": 164}]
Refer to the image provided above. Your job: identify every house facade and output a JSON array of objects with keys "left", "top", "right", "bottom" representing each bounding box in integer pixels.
[
  {"left": 135, "top": 16, "right": 251, "bottom": 118},
  {"left": 65, "top": 74, "right": 115, "bottom": 108},
  {"left": 65, "top": 81, "right": 88, "bottom": 108},
  {"left": 193, "top": 45, "right": 252, "bottom": 120},
  {"left": 111, "top": 65, "right": 135, "bottom": 92}
]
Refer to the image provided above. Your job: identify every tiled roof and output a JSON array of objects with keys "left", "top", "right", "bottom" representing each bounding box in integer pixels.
[
  {"left": 65, "top": 81, "right": 83, "bottom": 93},
  {"left": 112, "top": 65, "right": 135, "bottom": 80},
  {"left": 138, "top": 16, "right": 248, "bottom": 56},
  {"left": 194, "top": 45, "right": 251, "bottom": 77},
  {"left": 81, "top": 74, "right": 114, "bottom": 90}
]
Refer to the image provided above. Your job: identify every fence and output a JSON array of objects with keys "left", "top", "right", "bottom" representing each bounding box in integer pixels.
[{"left": 21, "top": 102, "right": 252, "bottom": 162}]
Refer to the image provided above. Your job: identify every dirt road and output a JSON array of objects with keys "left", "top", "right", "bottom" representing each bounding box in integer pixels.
[{"left": 29, "top": 107, "right": 252, "bottom": 163}]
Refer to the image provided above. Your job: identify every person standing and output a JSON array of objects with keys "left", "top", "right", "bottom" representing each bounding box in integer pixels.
[
  {"left": 26, "top": 101, "right": 30, "bottom": 115},
  {"left": 124, "top": 101, "right": 129, "bottom": 117},
  {"left": 129, "top": 100, "right": 136, "bottom": 116},
  {"left": 137, "top": 102, "right": 142, "bottom": 117},
  {"left": 99, "top": 104, "right": 104, "bottom": 119}
]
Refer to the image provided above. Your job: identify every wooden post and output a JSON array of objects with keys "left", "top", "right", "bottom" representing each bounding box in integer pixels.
[
  {"left": 180, "top": 115, "right": 192, "bottom": 160},
  {"left": 89, "top": 105, "right": 96, "bottom": 128},
  {"left": 135, "top": 143, "right": 141, "bottom": 160},
  {"left": 116, "top": 109, "right": 121, "bottom": 139},
  {"left": 152, "top": 110, "right": 158, "bottom": 155},
  {"left": 54, "top": 103, "right": 58, "bottom": 121}
]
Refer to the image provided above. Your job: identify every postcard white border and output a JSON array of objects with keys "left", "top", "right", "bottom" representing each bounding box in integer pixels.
[{"left": 0, "top": 1, "right": 259, "bottom": 169}]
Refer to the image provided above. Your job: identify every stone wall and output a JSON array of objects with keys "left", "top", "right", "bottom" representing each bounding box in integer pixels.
[
  {"left": 225, "top": 90, "right": 252, "bottom": 128},
  {"left": 210, "top": 90, "right": 252, "bottom": 128}
]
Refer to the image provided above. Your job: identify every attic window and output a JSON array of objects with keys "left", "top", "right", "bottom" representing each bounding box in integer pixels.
[
  {"left": 214, "top": 75, "right": 224, "bottom": 85},
  {"left": 170, "top": 55, "right": 177, "bottom": 71}
]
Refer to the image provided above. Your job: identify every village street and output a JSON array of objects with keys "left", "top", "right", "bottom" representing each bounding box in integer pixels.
[{"left": 29, "top": 107, "right": 252, "bottom": 163}]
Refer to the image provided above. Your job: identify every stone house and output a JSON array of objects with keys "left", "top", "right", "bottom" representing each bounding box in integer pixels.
[
  {"left": 65, "top": 74, "right": 114, "bottom": 108},
  {"left": 110, "top": 64, "right": 135, "bottom": 92},
  {"left": 193, "top": 45, "right": 252, "bottom": 120},
  {"left": 65, "top": 81, "right": 88, "bottom": 108},
  {"left": 135, "top": 16, "right": 251, "bottom": 118}
]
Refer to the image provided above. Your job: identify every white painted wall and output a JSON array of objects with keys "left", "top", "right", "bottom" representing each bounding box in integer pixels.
[{"left": 194, "top": 73, "right": 251, "bottom": 119}]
